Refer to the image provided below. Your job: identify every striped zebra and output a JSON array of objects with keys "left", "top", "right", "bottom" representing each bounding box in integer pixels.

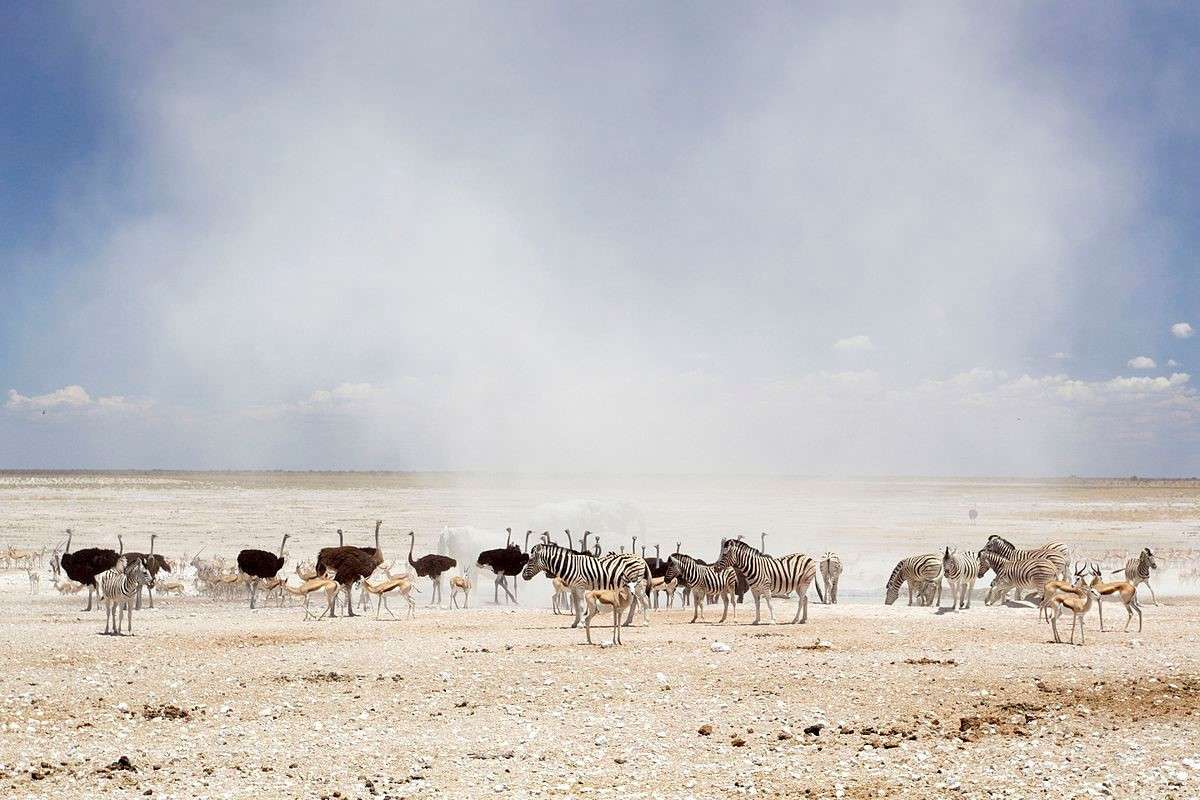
[
  {"left": 1114, "top": 547, "right": 1158, "bottom": 606},
  {"left": 664, "top": 553, "right": 738, "bottom": 623},
  {"left": 819, "top": 552, "right": 842, "bottom": 604},
  {"left": 978, "top": 550, "right": 1057, "bottom": 605},
  {"left": 884, "top": 554, "right": 942, "bottom": 606},
  {"left": 711, "top": 538, "right": 820, "bottom": 624},
  {"left": 941, "top": 547, "right": 979, "bottom": 609},
  {"left": 522, "top": 542, "right": 650, "bottom": 628},
  {"left": 983, "top": 535, "right": 1069, "bottom": 579},
  {"left": 98, "top": 556, "right": 156, "bottom": 635}
]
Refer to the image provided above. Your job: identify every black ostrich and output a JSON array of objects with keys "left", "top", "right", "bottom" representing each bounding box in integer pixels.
[
  {"left": 408, "top": 530, "right": 456, "bottom": 606},
  {"left": 119, "top": 534, "right": 173, "bottom": 609},
  {"left": 475, "top": 528, "right": 531, "bottom": 604},
  {"left": 237, "top": 533, "right": 290, "bottom": 609},
  {"left": 642, "top": 543, "right": 668, "bottom": 579},
  {"left": 315, "top": 522, "right": 384, "bottom": 617},
  {"left": 58, "top": 529, "right": 120, "bottom": 611}
]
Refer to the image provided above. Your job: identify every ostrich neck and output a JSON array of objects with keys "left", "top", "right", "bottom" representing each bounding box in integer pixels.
[
  {"left": 408, "top": 535, "right": 416, "bottom": 567},
  {"left": 278, "top": 535, "right": 287, "bottom": 557}
]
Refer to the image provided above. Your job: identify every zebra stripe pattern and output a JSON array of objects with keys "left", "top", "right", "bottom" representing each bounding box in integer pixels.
[
  {"left": 819, "top": 552, "right": 842, "bottom": 604},
  {"left": 711, "top": 538, "right": 819, "bottom": 624},
  {"left": 98, "top": 556, "right": 156, "bottom": 635},
  {"left": 983, "top": 535, "right": 1069, "bottom": 578},
  {"left": 978, "top": 550, "right": 1057, "bottom": 605},
  {"left": 1119, "top": 548, "right": 1158, "bottom": 605},
  {"left": 884, "top": 554, "right": 942, "bottom": 606},
  {"left": 664, "top": 553, "right": 738, "bottom": 623},
  {"left": 522, "top": 542, "right": 650, "bottom": 628},
  {"left": 941, "top": 547, "right": 979, "bottom": 609}
]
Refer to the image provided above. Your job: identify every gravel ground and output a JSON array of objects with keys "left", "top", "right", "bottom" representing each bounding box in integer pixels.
[{"left": 1, "top": 591, "right": 1197, "bottom": 800}]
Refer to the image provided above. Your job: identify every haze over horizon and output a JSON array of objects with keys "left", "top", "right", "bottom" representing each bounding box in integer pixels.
[{"left": 4, "top": 4, "right": 1200, "bottom": 476}]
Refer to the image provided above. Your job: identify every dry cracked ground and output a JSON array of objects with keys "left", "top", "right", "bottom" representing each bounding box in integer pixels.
[{"left": 1, "top": 593, "right": 1198, "bottom": 800}]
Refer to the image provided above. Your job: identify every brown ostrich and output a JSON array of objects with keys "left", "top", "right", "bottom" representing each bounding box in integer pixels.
[
  {"left": 408, "top": 531, "right": 456, "bottom": 606},
  {"left": 314, "top": 521, "right": 384, "bottom": 617}
]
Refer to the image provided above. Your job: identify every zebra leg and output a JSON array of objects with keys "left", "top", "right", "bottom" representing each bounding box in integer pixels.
[
  {"left": 907, "top": 584, "right": 914, "bottom": 606},
  {"left": 750, "top": 591, "right": 763, "bottom": 624},
  {"left": 1146, "top": 580, "right": 1159, "bottom": 606}
]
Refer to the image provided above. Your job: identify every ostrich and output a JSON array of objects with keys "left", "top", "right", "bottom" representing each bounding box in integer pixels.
[
  {"left": 237, "top": 533, "right": 290, "bottom": 609},
  {"left": 969, "top": 508, "right": 978, "bottom": 524},
  {"left": 409, "top": 531, "right": 456, "bottom": 605},
  {"left": 58, "top": 529, "right": 120, "bottom": 612},
  {"left": 475, "top": 529, "right": 531, "bottom": 604},
  {"left": 315, "top": 522, "right": 384, "bottom": 617},
  {"left": 760, "top": 532, "right": 770, "bottom": 557},
  {"left": 119, "top": 534, "right": 172, "bottom": 609},
  {"left": 643, "top": 544, "right": 668, "bottom": 579}
]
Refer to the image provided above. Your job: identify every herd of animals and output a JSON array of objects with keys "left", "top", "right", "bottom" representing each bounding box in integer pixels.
[{"left": 2, "top": 523, "right": 1191, "bottom": 646}]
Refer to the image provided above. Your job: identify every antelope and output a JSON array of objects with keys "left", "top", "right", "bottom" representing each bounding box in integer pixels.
[
  {"left": 584, "top": 587, "right": 633, "bottom": 646},
  {"left": 1088, "top": 564, "right": 1143, "bottom": 633},
  {"left": 449, "top": 575, "right": 471, "bottom": 609},
  {"left": 1045, "top": 574, "right": 1098, "bottom": 645},
  {"left": 361, "top": 574, "right": 419, "bottom": 619},
  {"left": 284, "top": 572, "right": 339, "bottom": 620},
  {"left": 1038, "top": 566, "right": 1089, "bottom": 622}
]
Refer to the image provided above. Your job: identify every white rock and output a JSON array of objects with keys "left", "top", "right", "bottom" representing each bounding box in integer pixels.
[{"left": 710, "top": 641, "right": 732, "bottom": 653}]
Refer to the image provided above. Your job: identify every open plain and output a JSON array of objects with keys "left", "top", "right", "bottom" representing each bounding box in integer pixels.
[{"left": 1, "top": 472, "right": 1199, "bottom": 799}]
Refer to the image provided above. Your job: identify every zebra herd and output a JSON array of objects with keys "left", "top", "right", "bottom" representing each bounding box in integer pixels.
[
  {"left": 522, "top": 535, "right": 836, "bottom": 637},
  {"left": 884, "top": 535, "right": 1161, "bottom": 641}
]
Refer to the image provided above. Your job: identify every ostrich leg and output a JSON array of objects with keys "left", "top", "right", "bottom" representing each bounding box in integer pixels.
[
  {"left": 344, "top": 584, "right": 357, "bottom": 617},
  {"left": 84, "top": 584, "right": 95, "bottom": 612},
  {"left": 494, "top": 575, "right": 501, "bottom": 605},
  {"left": 249, "top": 580, "right": 258, "bottom": 610}
]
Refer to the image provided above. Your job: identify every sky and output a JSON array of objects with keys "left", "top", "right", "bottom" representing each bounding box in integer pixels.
[{"left": 2, "top": 2, "right": 1199, "bottom": 475}]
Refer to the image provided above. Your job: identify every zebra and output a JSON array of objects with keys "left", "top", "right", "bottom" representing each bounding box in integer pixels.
[
  {"left": 982, "top": 535, "right": 1069, "bottom": 579},
  {"left": 979, "top": 550, "right": 1057, "bottom": 605},
  {"left": 941, "top": 547, "right": 979, "bottom": 609},
  {"left": 884, "top": 554, "right": 942, "bottom": 606},
  {"left": 664, "top": 553, "right": 738, "bottom": 623},
  {"left": 819, "top": 552, "right": 842, "bottom": 604},
  {"left": 1115, "top": 547, "right": 1158, "bottom": 606},
  {"left": 711, "top": 538, "right": 820, "bottom": 624},
  {"left": 98, "top": 556, "right": 156, "bottom": 635},
  {"left": 522, "top": 542, "right": 650, "bottom": 628}
]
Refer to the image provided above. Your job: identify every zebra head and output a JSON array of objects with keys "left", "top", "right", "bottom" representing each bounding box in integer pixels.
[
  {"left": 126, "top": 557, "right": 155, "bottom": 589},
  {"left": 884, "top": 560, "right": 904, "bottom": 605},
  {"left": 976, "top": 549, "right": 1002, "bottom": 579},
  {"left": 942, "top": 547, "right": 955, "bottom": 576},
  {"left": 663, "top": 555, "right": 682, "bottom": 583},
  {"left": 713, "top": 538, "right": 752, "bottom": 572},
  {"left": 1142, "top": 548, "right": 1157, "bottom": 570},
  {"left": 521, "top": 543, "right": 548, "bottom": 581}
]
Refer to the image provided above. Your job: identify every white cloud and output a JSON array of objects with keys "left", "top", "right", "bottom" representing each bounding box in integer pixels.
[
  {"left": 1171, "top": 322, "right": 1194, "bottom": 339},
  {"left": 1126, "top": 356, "right": 1157, "bottom": 370},
  {"left": 1167, "top": 359, "right": 1181, "bottom": 367},
  {"left": 833, "top": 335, "right": 875, "bottom": 352},
  {"left": 1050, "top": 352, "right": 1072, "bottom": 361},
  {"left": 5, "top": 386, "right": 152, "bottom": 415}
]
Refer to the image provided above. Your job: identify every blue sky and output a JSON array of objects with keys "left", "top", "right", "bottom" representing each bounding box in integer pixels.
[{"left": 2, "top": 3, "right": 1199, "bottom": 474}]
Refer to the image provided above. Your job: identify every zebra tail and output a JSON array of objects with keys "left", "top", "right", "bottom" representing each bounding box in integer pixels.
[{"left": 813, "top": 575, "right": 826, "bottom": 604}]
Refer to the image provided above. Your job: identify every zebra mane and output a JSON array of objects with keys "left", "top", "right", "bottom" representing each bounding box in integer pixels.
[{"left": 722, "top": 538, "right": 761, "bottom": 556}]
